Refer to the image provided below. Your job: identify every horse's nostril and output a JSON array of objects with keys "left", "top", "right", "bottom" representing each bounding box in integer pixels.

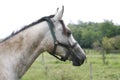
[
  {"left": 83, "top": 55, "right": 86, "bottom": 60},
  {"left": 83, "top": 55, "right": 86, "bottom": 62},
  {"left": 79, "top": 54, "right": 86, "bottom": 65},
  {"left": 81, "top": 58, "right": 85, "bottom": 64}
]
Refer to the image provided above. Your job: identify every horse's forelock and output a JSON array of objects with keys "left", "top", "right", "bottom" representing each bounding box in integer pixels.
[{"left": 59, "top": 20, "right": 68, "bottom": 35}]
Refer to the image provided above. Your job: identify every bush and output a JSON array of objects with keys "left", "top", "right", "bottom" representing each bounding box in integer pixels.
[{"left": 102, "top": 36, "right": 120, "bottom": 51}]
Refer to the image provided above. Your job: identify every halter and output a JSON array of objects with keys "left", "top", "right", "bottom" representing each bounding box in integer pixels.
[{"left": 41, "top": 16, "right": 77, "bottom": 61}]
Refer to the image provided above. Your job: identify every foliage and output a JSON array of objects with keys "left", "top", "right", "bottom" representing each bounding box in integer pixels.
[
  {"left": 102, "top": 36, "right": 120, "bottom": 51},
  {"left": 92, "top": 40, "right": 101, "bottom": 49},
  {"left": 102, "top": 37, "right": 115, "bottom": 51},
  {"left": 68, "top": 20, "right": 120, "bottom": 49}
]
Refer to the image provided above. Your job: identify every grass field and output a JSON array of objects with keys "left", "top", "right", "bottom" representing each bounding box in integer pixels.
[{"left": 22, "top": 50, "right": 120, "bottom": 80}]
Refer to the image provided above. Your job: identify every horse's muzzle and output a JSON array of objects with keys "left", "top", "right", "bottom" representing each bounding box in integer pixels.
[{"left": 72, "top": 54, "right": 86, "bottom": 66}]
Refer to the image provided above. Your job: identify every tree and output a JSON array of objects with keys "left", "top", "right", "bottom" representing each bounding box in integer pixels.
[
  {"left": 102, "top": 36, "right": 120, "bottom": 52},
  {"left": 68, "top": 20, "right": 120, "bottom": 49},
  {"left": 112, "top": 36, "right": 120, "bottom": 50}
]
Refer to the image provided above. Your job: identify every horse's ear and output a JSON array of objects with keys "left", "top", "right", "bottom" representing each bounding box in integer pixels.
[
  {"left": 55, "top": 8, "right": 59, "bottom": 14},
  {"left": 53, "top": 6, "right": 64, "bottom": 21}
]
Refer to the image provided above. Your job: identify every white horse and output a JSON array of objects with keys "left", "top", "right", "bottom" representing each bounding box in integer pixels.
[{"left": 0, "top": 6, "right": 86, "bottom": 80}]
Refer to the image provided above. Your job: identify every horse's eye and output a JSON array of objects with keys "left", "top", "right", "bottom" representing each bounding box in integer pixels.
[{"left": 66, "top": 30, "right": 71, "bottom": 37}]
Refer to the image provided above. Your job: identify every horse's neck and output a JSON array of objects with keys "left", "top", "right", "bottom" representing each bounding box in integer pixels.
[{"left": 0, "top": 22, "right": 50, "bottom": 79}]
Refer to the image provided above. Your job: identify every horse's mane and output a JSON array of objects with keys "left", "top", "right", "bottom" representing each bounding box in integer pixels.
[{"left": 0, "top": 15, "right": 54, "bottom": 43}]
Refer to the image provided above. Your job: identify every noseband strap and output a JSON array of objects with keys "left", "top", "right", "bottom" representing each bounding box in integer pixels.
[{"left": 41, "top": 16, "right": 77, "bottom": 61}]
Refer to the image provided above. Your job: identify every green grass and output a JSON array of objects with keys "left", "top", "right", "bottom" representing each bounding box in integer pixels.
[{"left": 22, "top": 50, "right": 120, "bottom": 80}]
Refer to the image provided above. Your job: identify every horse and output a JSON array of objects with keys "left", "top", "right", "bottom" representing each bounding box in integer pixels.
[{"left": 0, "top": 6, "right": 86, "bottom": 80}]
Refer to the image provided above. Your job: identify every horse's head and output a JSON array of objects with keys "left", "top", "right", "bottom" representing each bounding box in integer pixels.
[{"left": 43, "top": 6, "right": 86, "bottom": 66}]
